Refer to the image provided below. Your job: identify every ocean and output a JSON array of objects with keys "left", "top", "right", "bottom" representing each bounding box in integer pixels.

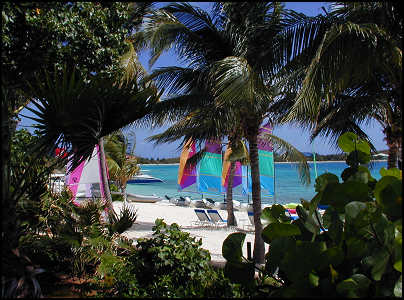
[{"left": 126, "top": 161, "right": 388, "bottom": 205}]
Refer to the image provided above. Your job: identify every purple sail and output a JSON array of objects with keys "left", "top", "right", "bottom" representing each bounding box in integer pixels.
[{"left": 257, "top": 122, "right": 273, "bottom": 151}]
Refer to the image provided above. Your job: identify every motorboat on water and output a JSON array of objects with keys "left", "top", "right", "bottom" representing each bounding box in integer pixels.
[{"left": 127, "top": 173, "right": 164, "bottom": 184}]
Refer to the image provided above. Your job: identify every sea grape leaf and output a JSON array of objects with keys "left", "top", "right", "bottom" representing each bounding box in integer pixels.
[
  {"left": 322, "top": 207, "right": 344, "bottom": 245},
  {"left": 380, "top": 167, "right": 402, "bottom": 179},
  {"left": 338, "top": 132, "right": 358, "bottom": 153},
  {"left": 270, "top": 204, "right": 287, "bottom": 220},
  {"left": 309, "top": 271, "right": 319, "bottom": 287},
  {"left": 320, "top": 182, "right": 368, "bottom": 212},
  {"left": 224, "top": 261, "right": 255, "bottom": 285},
  {"left": 336, "top": 274, "right": 371, "bottom": 297},
  {"left": 346, "top": 237, "right": 369, "bottom": 259},
  {"left": 222, "top": 232, "right": 245, "bottom": 263},
  {"left": 265, "top": 236, "right": 296, "bottom": 275},
  {"left": 296, "top": 205, "right": 320, "bottom": 234},
  {"left": 345, "top": 201, "right": 367, "bottom": 224},
  {"left": 261, "top": 206, "right": 278, "bottom": 224},
  {"left": 318, "top": 246, "right": 344, "bottom": 270},
  {"left": 314, "top": 173, "right": 339, "bottom": 193},
  {"left": 338, "top": 132, "right": 371, "bottom": 154},
  {"left": 374, "top": 176, "right": 402, "bottom": 219},
  {"left": 281, "top": 241, "right": 327, "bottom": 283},
  {"left": 262, "top": 223, "right": 301, "bottom": 243},
  {"left": 346, "top": 150, "right": 371, "bottom": 166},
  {"left": 363, "top": 248, "right": 390, "bottom": 281}
]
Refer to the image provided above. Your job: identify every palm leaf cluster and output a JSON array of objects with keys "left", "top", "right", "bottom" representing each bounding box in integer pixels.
[{"left": 25, "top": 66, "right": 161, "bottom": 171}]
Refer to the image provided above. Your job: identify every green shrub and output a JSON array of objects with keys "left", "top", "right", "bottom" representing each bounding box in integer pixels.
[
  {"left": 95, "top": 219, "right": 245, "bottom": 298},
  {"left": 223, "top": 132, "right": 402, "bottom": 298},
  {"left": 110, "top": 183, "right": 124, "bottom": 202}
]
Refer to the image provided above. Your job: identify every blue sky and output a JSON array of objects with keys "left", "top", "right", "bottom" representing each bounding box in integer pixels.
[{"left": 18, "top": 2, "right": 387, "bottom": 158}]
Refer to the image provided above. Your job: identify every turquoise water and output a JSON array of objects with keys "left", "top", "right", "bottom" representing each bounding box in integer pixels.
[{"left": 126, "top": 161, "right": 387, "bottom": 205}]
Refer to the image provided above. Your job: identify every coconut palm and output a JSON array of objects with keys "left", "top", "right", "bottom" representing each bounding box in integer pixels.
[
  {"left": 104, "top": 130, "right": 140, "bottom": 202},
  {"left": 285, "top": 2, "right": 402, "bottom": 169},
  {"left": 133, "top": 2, "right": 324, "bottom": 263}
]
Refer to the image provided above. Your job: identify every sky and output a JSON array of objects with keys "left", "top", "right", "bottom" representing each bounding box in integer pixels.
[{"left": 17, "top": 2, "right": 387, "bottom": 158}]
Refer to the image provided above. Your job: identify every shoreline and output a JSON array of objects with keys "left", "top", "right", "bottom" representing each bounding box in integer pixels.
[
  {"left": 114, "top": 200, "right": 270, "bottom": 262},
  {"left": 140, "top": 160, "right": 387, "bottom": 166}
]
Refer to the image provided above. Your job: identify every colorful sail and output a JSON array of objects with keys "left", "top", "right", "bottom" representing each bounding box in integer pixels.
[
  {"left": 244, "top": 122, "right": 275, "bottom": 199},
  {"left": 178, "top": 138, "right": 197, "bottom": 191},
  {"left": 65, "top": 145, "right": 106, "bottom": 206},
  {"left": 221, "top": 145, "right": 243, "bottom": 195},
  {"left": 198, "top": 139, "right": 223, "bottom": 195}
]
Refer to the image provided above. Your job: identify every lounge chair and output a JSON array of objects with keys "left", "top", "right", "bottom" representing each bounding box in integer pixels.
[
  {"left": 242, "top": 211, "right": 255, "bottom": 231},
  {"left": 176, "top": 196, "right": 191, "bottom": 207},
  {"left": 206, "top": 209, "right": 227, "bottom": 228},
  {"left": 191, "top": 209, "right": 213, "bottom": 227}
]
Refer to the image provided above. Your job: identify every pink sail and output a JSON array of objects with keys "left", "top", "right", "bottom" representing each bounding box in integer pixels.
[{"left": 66, "top": 145, "right": 108, "bottom": 206}]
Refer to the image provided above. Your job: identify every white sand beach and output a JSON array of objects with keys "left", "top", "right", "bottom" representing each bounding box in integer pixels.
[{"left": 113, "top": 201, "right": 269, "bottom": 263}]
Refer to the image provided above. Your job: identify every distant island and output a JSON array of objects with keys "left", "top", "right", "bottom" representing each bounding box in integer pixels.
[{"left": 134, "top": 151, "right": 388, "bottom": 164}]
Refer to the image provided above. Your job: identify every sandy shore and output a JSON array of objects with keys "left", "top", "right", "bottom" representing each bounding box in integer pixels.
[{"left": 113, "top": 201, "right": 269, "bottom": 263}]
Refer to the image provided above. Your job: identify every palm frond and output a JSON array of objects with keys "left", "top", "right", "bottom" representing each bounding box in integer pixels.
[{"left": 259, "top": 132, "right": 311, "bottom": 185}]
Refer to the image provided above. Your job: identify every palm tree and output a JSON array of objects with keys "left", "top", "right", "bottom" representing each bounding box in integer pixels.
[
  {"left": 285, "top": 2, "right": 402, "bottom": 169},
  {"left": 104, "top": 130, "right": 140, "bottom": 202},
  {"left": 134, "top": 2, "right": 320, "bottom": 263},
  {"left": 26, "top": 66, "right": 160, "bottom": 210}
]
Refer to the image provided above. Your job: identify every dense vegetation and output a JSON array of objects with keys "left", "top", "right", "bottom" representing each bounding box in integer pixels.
[
  {"left": 2, "top": 1, "right": 401, "bottom": 298},
  {"left": 222, "top": 133, "right": 402, "bottom": 297}
]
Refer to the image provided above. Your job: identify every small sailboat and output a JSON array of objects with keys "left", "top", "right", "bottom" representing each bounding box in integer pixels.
[
  {"left": 65, "top": 145, "right": 107, "bottom": 206},
  {"left": 176, "top": 123, "right": 276, "bottom": 210}
]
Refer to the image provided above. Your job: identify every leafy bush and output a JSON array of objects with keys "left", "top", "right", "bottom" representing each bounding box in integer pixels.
[
  {"left": 94, "top": 219, "right": 245, "bottom": 298},
  {"left": 223, "top": 132, "right": 402, "bottom": 298},
  {"left": 110, "top": 183, "right": 124, "bottom": 202}
]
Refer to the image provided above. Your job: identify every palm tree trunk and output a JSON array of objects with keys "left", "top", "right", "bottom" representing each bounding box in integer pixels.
[
  {"left": 1, "top": 100, "right": 17, "bottom": 250},
  {"left": 385, "top": 126, "right": 399, "bottom": 169},
  {"left": 387, "top": 142, "right": 398, "bottom": 169},
  {"left": 247, "top": 128, "right": 265, "bottom": 264},
  {"left": 98, "top": 138, "right": 113, "bottom": 211},
  {"left": 226, "top": 160, "right": 237, "bottom": 227}
]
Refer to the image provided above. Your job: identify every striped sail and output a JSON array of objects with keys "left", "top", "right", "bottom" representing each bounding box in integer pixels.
[
  {"left": 221, "top": 145, "right": 243, "bottom": 196},
  {"left": 244, "top": 122, "right": 275, "bottom": 199},
  {"left": 198, "top": 139, "right": 223, "bottom": 195},
  {"left": 177, "top": 138, "right": 197, "bottom": 191}
]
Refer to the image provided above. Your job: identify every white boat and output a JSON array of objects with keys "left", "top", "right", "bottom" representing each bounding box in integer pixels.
[
  {"left": 127, "top": 173, "right": 163, "bottom": 184},
  {"left": 126, "top": 192, "right": 163, "bottom": 203}
]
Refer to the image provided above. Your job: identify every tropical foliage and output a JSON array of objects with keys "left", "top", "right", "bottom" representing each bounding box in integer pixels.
[
  {"left": 91, "top": 219, "right": 246, "bottom": 298},
  {"left": 285, "top": 2, "right": 402, "bottom": 169},
  {"left": 104, "top": 130, "right": 140, "bottom": 202},
  {"left": 222, "top": 132, "right": 402, "bottom": 297},
  {"left": 2, "top": 1, "right": 402, "bottom": 298},
  {"left": 133, "top": 2, "right": 321, "bottom": 263}
]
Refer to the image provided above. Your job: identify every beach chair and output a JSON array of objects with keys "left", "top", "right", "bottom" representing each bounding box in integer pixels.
[
  {"left": 176, "top": 196, "right": 191, "bottom": 207},
  {"left": 242, "top": 211, "right": 255, "bottom": 231},
  {"left": 191, "top": 209, "right": 214, "bottom": 227},
  {"left": 206, "top": 209, "right": 227, "bottom": 228}
]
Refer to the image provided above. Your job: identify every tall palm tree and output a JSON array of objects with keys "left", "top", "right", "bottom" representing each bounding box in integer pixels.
[
  {"left": 134, "top": 2, "right": 321, "bottom": 263},
  {"left": 104, "top": 130, "right": 140, "bottom": 202},
  {"left": 285, "top": 2, "right": 402, "bottom": 169}
]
